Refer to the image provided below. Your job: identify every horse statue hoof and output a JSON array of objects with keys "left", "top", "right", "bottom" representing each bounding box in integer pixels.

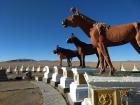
[
  {"left": 79, "top": 65, "right": 82, "bottom": 67},
  {"left": 109, "top": 70, "right": 115, "bottom": 76},
  {"left": 82, "top": 66, "right": 86, "bottom": 68},
  {"left": 97, "top": 69, "right": 105, "bottom": 75}
]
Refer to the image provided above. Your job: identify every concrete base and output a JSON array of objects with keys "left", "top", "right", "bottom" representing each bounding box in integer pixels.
[
  {"left": 51, "top": 73, "right": 62, "bottom": 82},
  {"left": 66, "top": 93, "right": 81, "bottom": 105},
  {"left": 43, "top": 78, "right": 51, "bottom": 83},
  {"left": 50, "top": 80, "right": 60, "bottom": 87},
  {"left": 83, "top": 73, "right": 140, "bottom": 105},
  {"left": 128, "top": 89, "right": 140, "bottom": 105},
  {"left": 60, "top": 77, "right": 74, "bottom": 88},
  {"left": 58, "top": 84, "right": 70, "bottom": 93},
  {"left": 44, "top": 73, "right": 53, "bottom": 79},
  {"left": 69, "top": 82, "right": 88, "bottom": 104},
  {"left": 43, "top": 71, "right": 53, "bottom": 83},
  {"left": 81, "top": 98, "right": 91, "bottom": 105}
]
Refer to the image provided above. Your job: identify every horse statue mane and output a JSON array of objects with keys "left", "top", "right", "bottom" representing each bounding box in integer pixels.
[
  {"left": 57, "top": 46, "right": 70, "bottom": 52},
  {"left": 56, "top": 45, "right": 77, "bottom": 54},
  {"left": 71, "top": 7, "right": 96, "bottom": 24},
  {"left": 80, "top": 12, "right": 110, "bottom": 29},
  {"left": 71, "top": 8, "right": 109, "bottom": 30},
  {"left": 70, "top": 33, "right": 89, "bottom": 45},
  {"left": 79, "top": 13, "right": 96, "bottom": 24}
]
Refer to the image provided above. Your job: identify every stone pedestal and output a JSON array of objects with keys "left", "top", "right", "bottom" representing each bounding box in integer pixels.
[
  {"left": 14, "top": 66, "right": 18, "bottom": 73},
  {"left": 31, "top": 66, "right": 36, "bottom": 72},
  {"left": 50, "top": 66, "right": 63, "bottom": 87},
  {"left": 82, "top": 72, "right": 140, "bottom": 105},
  {"left": 68, "top": 82, "right": 88, "bottom": 105},
  {"left": 43, "top": 66, "right": 54, "bottom": 83},
  {"left": 20, "top": 65, "right": 26, "bottom": 72},
  {"left": 6, "top": 66, "right": 12, "bottom": 73},
  {"left": 25, "top": 66, "right": 30, "bottom": 72},
  {"left": 58, "top": 67, "right": 74, "bottom": 93},
  {"left": 36, "top": 65, "right": 41, "bottom": 72},
  {"left": 67, "top": 68, "right": 89, "bottom": 105},
  {"left": 43, "top": 66, "right": 48, "bottom": 72},
  {"left": 82, "top": 98, "right": 91, "bottom": 105}
]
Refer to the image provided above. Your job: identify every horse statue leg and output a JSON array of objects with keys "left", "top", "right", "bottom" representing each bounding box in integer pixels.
[
  {"left": 96, "top": 48, "right": 105, "bottom": 74},
  {"left": 98, "top": 41, "right": 115, "bottom": 75},
  {"left": 104, "top": 60, "right": 108, "bottom": 68},
  {"left": 96, "top": 59, "right": 100, "bottom": 68},
  {"left": 67, "top": 58, "right": 71, "bottom": 67},
  {"left": 70, "top": 58, "right": 72, "bottom": 66},
  {"left": 77, "top": 55, "right": 82, "bottom": 67},
  {"left": 96, "top": 52, "right": 108, "bottom": 69},
  {"left": 67, "top": 58, "right": 70, "bottom": 67},
  {"left": 95, "top": 52, "right": 100, "bottom": 68},
  {"left": 81, "top": 55, "right": 86, "bottom": 68},
  {"left": 95, "top": 25, "right": 115, "bottom": 75}
]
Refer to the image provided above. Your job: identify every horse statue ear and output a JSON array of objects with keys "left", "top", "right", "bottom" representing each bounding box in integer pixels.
[
  {"left": 70, "top": 7, "right": 79, "bottom": 15},
  {"left": 71, "top": 33, "right": 75, "bottom": 37},
  {"left": 56, "top": 45, "right": 59, "bottom": 48}
]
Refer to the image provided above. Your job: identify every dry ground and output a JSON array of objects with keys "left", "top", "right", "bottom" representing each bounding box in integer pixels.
[{"left": 0, "top": 81, "right": 43, "bottom": 105}]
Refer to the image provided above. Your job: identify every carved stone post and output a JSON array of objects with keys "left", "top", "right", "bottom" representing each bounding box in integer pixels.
[
  {"left": 43, "top": 66, "right": 54, "bottom": 83},
  {"left": 50, "top": 66, "right": 63, "bottom": 87},
  {"left": 58, "top": 67, "right": 74, "bottom": 93},
  {"left": 68, "top": 68, "right": 88, "bottom": 105}
]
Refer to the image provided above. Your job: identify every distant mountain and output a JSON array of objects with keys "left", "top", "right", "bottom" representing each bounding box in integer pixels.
[{"left": 5, "top": 59, "right": 36, "bottom": 62}]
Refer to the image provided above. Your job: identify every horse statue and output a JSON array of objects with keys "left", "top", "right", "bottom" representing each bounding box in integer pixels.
[
  {"left": 53, "top": 45, "right": 82, "bottom": 67},
  {"left": 67, "top": 33, "right": 108, "bottom": 68},
  {"left": 62, "top": 8, "right": 140, "bottom": 75}
]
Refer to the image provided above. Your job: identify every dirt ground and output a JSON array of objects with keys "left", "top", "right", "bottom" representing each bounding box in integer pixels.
[{"left": 0, "top": 81, "right": 43, "bottom": 105}]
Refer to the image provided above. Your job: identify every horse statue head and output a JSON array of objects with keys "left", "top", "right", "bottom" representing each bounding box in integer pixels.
[
  {"left": 62, "top": 7, "right": 96, "bottom": 28},
  {"left": 62, "top": 8, "right": 80, "bottom": 27},
  {"left": 53, "top": 49, "right": 57, "bottom": 54},
  {"left": 53, "top": 45, "right": 61, "bottom": 54}
]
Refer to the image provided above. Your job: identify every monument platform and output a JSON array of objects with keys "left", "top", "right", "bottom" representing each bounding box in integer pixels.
[{"left": 82, "top": 70, "right": 140, "bottom": 105}]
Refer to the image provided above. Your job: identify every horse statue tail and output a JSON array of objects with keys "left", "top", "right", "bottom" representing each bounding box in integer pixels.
[
  {"left": 134, "top": 22, "right": 140, "bottom": 32},
  {"left": 138, "top": 22, "right": 140, "bottom": 31},
  {"left": 131, "top": 22, "right": 140, "bottom": 54}
]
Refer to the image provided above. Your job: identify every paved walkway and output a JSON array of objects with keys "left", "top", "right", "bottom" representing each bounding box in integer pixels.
[{"left": 32, "top": 81, "right": 67, "bottom": 105}]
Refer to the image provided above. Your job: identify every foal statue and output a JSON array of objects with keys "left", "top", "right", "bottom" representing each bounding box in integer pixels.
[
  {"left": 53, "top": 45, "right": 81, "bottom": 67},
  {"left": 67, "top": 33, "right": 108, "bottom": 68}
]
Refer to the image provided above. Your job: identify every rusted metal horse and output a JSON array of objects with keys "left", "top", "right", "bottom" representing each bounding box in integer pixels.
[
  {"left": 67, "top": 33, "right": 107, "bottom": 68},
  {"left": 53, "top": 45, "right": 81, "bottom": 67},
  {"left": 62, "top": 8, "right": 140, "bottom": 75}
]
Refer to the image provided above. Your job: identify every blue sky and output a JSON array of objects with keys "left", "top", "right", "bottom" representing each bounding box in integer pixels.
[{"left": 0, "top": 0, "right": 140, "bottom": 61}]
